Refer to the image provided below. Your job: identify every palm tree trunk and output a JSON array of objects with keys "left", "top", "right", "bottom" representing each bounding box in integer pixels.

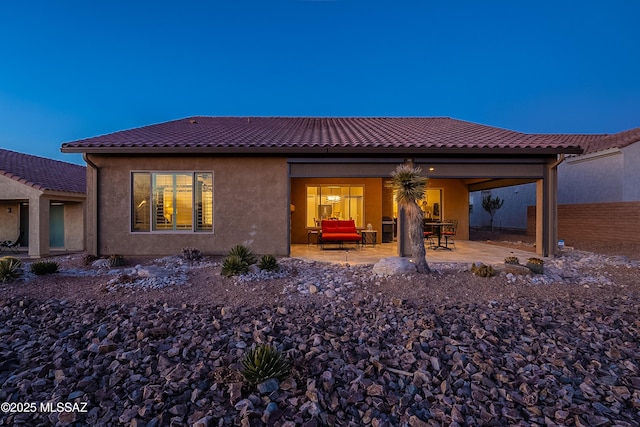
[{"left": 406, "top": 201, "right": 430, "bottom": 273}]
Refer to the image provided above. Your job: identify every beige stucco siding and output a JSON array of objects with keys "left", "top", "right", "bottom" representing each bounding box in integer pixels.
[
  {"left": 87, "top": 155, "right": 289, "bottom": 256},
  {"left": 63, "top": 202, "right": 85, "bottom": 251},
  {"left": 428, "top": 179, "right": 470, "bottom": 241}
]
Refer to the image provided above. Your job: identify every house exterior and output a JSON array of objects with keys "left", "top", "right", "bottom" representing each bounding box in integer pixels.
[
  {"left": 60, "top": 117, "right": 585, "bottom": 258},
  {"left": 0, "top": 149, "right": 86, "bottom": 258},
  {"left": 470, "top": 126, "right": 640, "bottom": 242}
]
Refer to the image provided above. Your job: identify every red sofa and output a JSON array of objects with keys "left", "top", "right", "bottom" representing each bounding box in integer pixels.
[{"left": 320, "top": 220, "right": 361, "bottom": 248}]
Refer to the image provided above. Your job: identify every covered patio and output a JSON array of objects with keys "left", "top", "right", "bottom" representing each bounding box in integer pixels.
[{"left": 290, "top": 239, "right": 538, "bottom": 266}]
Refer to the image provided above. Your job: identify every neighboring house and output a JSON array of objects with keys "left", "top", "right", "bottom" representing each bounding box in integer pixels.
[
  {"left": 60, "top": 116, "right": 585, "bottom": 258},
  {"left": 0, "top": 149, "right": 86, "bottom": 258},
  {"left": 469, "top": 126, "right": 640, "bottom": 239}
]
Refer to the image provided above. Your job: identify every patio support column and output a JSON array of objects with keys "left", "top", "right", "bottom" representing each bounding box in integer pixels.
[
  {"left": 28, "top": 195, "right": 50, "bottom": 258},
  {"left": 535, "top": 162, "right": 559, "bottom": 258},
  {"left": 84, "top": 154, "right": 99, "bottom": 256},
  {"left": 546, "top": 157, "right": 560, "bottom": 257}
]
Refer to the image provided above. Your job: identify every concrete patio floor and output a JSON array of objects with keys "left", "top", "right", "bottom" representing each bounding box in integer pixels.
[{"left": 290, "top": 240, "right": 540, "bottom": 266}]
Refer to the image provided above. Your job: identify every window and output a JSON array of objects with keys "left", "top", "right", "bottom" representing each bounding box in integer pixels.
[
  {"left": 132, "top": 172, "right": 213, "bottom": 232},
  {"left": 306, "top": 185, "right": 364, "bottom": 227}
]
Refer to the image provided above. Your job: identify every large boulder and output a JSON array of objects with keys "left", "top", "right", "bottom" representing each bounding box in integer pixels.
[{"left": 373, "top": 257, "right": 417, "bottom": 276}]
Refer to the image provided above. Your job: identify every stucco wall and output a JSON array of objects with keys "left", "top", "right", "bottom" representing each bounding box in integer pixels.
[
  {"left": 0, "top": 203, "right": 20, "bottom": 241},
  {"left": 0, "top": 175, "right": 37, "bottom": 243},
  {"left": 87, "top": 155, "right": 289, "bottom": 256},
  {"left": 623, "top": 143, "right": 640, "bottom": 201},
  {"left": 470, "top": 184, "right": 536, "bottom": 231},
  {"left": 64, "top": 202, "right": 85, "bottom": 251},
  {"left": 434, "top": 179, "right": 469, "bottom": 240},
  {"left": 558, "top": 151, "right": 624, "bottom": 204}
]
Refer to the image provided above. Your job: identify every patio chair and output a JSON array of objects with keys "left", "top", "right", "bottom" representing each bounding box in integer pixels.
[
  {"left": 0, "top": 232, "right": 23, "bottom": 254},
  {"left": 423, "top": 220, "right": 436, "bottom": 248},
  {"left": 442, "top": 220, "right": 457, "bottom": 249}
]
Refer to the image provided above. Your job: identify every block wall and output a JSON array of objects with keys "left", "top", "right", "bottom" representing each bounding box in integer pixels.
[{"left": 527, "top": 202, "right": 640, "bottom": 244}]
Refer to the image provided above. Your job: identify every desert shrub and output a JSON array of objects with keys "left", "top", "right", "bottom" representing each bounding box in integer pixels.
[
  {"left": 109, "top": 254, "right": 125, "bottom": 267},
  {"left": 526, "top": 258, "right": 544, "bottom": 274},
  {"left": 471, "top": 262, "right": 496, "bottom": 277},
  {"left": 504, "top": 256, "right": 520, "bottom": 265},
  {"left": 30, "top": 260, "right": 59, "bottom": 276},
  {"left": 181, "top": 247, "right": 203, "bottom": 261},
  {"left": 221, "top": 254, "right": 249, "bottom": 277},
  {"left": 241, "top": 344, "right": 291, "bottom": 385},
  {"left": 228, "top": 245, "right": 256, "bottom": 266},
  {"left": 0, "top": 256, "right": 23, "bottom": 282},
  {"left": 258, "top": 254, "right": 279, "bottom": 272}
]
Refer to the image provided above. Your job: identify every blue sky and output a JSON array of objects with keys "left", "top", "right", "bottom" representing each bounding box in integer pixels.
[{"left": 1, "top": 1, "right": 639, "bottom": 164}]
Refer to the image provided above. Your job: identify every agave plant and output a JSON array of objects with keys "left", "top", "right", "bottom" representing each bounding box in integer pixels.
[
  {"left": 241, "top": 344, "right": 291, "bottom": 385},
  {"left": 258, "top": 254, "right": 279, "bottom": 272},
  {"left": 221, "top": 254, "right": 249, "bottom": 277},
  {"left": 228, "top": 245, "right": 256, "bottom": 266},
  {"left": 30, "top": 260, "right": 59, "bottom": 276},
  {"left": 0, "top": 256, "right": 23, "bottom": 282}
]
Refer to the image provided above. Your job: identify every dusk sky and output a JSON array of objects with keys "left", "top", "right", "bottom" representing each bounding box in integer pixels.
[{"left": 1, "top": 1, "right": 639, "bottom": 165}]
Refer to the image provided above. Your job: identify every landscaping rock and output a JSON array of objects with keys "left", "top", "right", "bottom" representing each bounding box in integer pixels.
[{"left": 372, "top": 257, "right": 417, "bottom": 275}]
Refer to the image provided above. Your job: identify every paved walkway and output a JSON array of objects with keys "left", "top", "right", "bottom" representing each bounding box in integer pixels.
[{"left": 291, "top": 240, "right": 540, "bottom": 265}]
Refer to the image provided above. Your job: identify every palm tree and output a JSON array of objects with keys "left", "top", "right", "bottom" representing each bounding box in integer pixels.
[{"left": 391, "top": 164, "right": 430, "bottom": 273}]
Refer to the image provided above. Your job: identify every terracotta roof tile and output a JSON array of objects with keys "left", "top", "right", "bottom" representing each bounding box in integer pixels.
[
  {"left": 579, "top": 127, "right": 640, "bottom": 154},
  {"left": 0, "top": 149, "right": 86, "bottom": 194},
  {"left": 61, "top": 117, "right": 587, "bottom": 154}
]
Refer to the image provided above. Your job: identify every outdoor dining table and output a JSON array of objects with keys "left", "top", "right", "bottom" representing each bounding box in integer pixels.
[{"left": 424, "top": 222, "right": 454, "bottom": 250}]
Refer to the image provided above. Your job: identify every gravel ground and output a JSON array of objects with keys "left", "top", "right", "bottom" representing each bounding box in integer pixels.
[{"left": 1, "top": 240, "right": 638, "bottom": 426}]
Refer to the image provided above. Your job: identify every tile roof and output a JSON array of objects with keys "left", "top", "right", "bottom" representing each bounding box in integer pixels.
[
  {"left": 61, "top": 117, "right": 587, "bottom": 155},
  {"left": 579, "top": 126, "right": 640, "bottom": 155},
  {"left": 0, "top": 149, "right": 86, "bottom": 194}
]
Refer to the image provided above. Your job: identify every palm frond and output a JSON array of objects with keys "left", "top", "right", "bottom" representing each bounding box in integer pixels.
[{"left": 390, "top": 165, "right": 427, "bottom": 204}]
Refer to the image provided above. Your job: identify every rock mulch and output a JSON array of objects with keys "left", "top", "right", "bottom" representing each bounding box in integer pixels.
[{"left": 0, "top": 250, "right": 639, "bottom": 426}]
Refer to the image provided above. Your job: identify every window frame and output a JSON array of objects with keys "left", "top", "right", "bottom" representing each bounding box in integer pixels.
[{"left": 130, "top": 171, "right": 214, "bottom": 233}]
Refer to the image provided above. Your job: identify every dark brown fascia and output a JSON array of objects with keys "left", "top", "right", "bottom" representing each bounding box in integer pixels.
[{"left": 60, "top": 145, "right": 584, "bottom": 157}]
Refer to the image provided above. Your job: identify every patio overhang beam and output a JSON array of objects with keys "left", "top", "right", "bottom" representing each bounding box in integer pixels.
[
  {"left": 289, "top": 159, "right": 547, "bottom": 179},
  {"left": 467, "top": 178, "right": 536, "bottom": 192}
]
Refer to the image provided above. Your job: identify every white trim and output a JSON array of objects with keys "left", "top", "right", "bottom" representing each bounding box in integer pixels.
[{"left": 566, "top": 148, "right": 621, "bottom": 164}]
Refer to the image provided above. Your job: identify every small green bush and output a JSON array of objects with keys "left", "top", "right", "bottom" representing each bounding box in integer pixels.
[
  {"left": 241, "top": 344, "right": 291, "bottom": 385},
  {"left": 221, "top": 254, "right": 249, "bottom": 277},
  {"left": 526, "top": 258, "right": 544, "bottom": 274},
  {"left": 30, "top": 260, "right": 59, "bottom": 276},
  {"left": 258, "top": 254, "right": 279, "bottom": 272},
  {"left": 504, "top": 256, "right": 520, "bottom": 265},
  {"left": 0, "top": 256, "right": 23, "bottom": 282},
  {"left": 471, "top": 262, "right": 496, "bottom": 277},
  {"left": 181, "top": 247, "right": 203, "bottom": 261},
  {"left": 228, "top": 245, "right": 256, "bottom": 266},
  {"left": 109, "top": 254, "right": 125, "bottom": 267}
]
